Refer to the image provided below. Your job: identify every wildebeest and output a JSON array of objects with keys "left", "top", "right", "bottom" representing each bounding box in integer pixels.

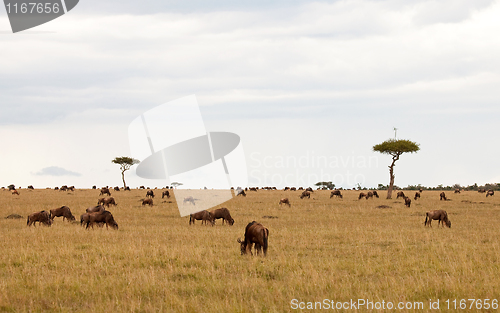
[
  {"left": 486, "top": 190, "right": 494, "bottom": 197},
  {"left": 414, "top": 192, "right": 421, "bottom": 200},
  {"left": 162, "top": 190, "right": 170, "bottom": 198},
  {"left": 424, "top": 210, "right": 451, "bottom": 228},
  {"left": 60, "top": 185, "right": 68, "bottom": 191},
  {"left": 237, "top": 190, "right": 246, "bottom": 197},
  {"left": 209, "top": 208, "right": 234, "bottom": 225},
  {"left": 27, "top": 185, "right": 34, "bottom": 190},
  {"left": 300, "top": 191, "right": 311, "bottom": 199},
  {"left": 92, "top": 185, "right": 97, "bottom": 189},
  {"left": 49, "top": 206, "right": 75, "bottom": 222},
  {"left": 183, "top": 196, "right": 195, "bottom": 205},
  {"left": 396, "top": 191, "right": 406, "bottom": 199},
  {"left": 404, "top": 196, "right": 411, "bottom": 208},
  {"left": 146, "top": 190, "right": 155, "bottom": 198},
  {"left": 249, "top": 187, "right": 257, "bottom": 192},
  {"left": 124, "top": 186, "right": 130, "bottom": 191},
  {"left": 100, "top": 187, "right": 111, "bottom": 196},
  {"left": 114, "top": 186, "right": 120, "bottom": 191},
  {"left": 86, "top": 205, "right": 105, "bottom": 214},
  {"left": 358, "top": 192, "right": 367, "bottom": 200},
  {"left": 142, "top": 198, "right": 153, "bottom": 206},
  {"left": 290, "top": 187, "right": 297, "bottom": 191},
  {"left": 454, "top": 188, "right": 460, "bottom": 194},
  {"left": 68, "top": 186, "right": 75, "bottom": 191},
  {"left": 237, "top": 221, "right": 269, "bottom": 256},
  {"left": 419, "top": 188, "right": 423, "bottom": 193},
  {"left": 440, "top": 192, "right": 447, "bottom": 201},
  {"left": 98, "top": 197, "right": 117, "bottom": 208},
  {"left": 189, "top": 210, "right": 215, "bottom": 226},
  {"left": 330, "top": 190, "right": 343, "bottom": 199},
  {"left": 306, "top": 187, "right": 313, "bottom": 192},
  {"left": 365, "top": 191, "right": 379, "bottom": 199},
  {"left": 478, "top": 188, "right": 486, "bottom": 193},
  {"left": 27, "top": 210, "right": 52, "bottom": 227},
  {"left": 86, "top": 210, "right": 118, "bottom": 230},
  {"left": 279, "top": 198, "right": 290, "bottom": 206}
]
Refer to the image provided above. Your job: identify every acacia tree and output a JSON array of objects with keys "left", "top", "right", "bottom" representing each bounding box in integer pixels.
[
  {"left": 112, "top": 157, "right": 140, "bottom": 189},
  {"left": 373, "top": 139, "right": 420, "bottom": 199}
]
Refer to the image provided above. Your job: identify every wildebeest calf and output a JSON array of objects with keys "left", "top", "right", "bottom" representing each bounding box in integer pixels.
[
  {"left": 237, "top": 221, "right": 269, "bottom": 256},
  {"left": 189, "top": 210, "right": 214, "bottom": 226},
  {"left": 424, "top": 210, "right": 451, "bottom": 228},
  {"left": 27, "top": 210, "right": 52, "bottom": 227},
  {"left": 49, "top": 206, "right": 75, "bottom": 222}
]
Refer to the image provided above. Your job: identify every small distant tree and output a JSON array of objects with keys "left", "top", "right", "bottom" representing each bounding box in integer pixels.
[
  {"left": 112, "top": 157, "right": 140, "bottom": 189},
  {"left": 171, "top": 182, "right": 183, "bottom": 189},
  {"left": 315, "top": 181, "right": 335, "bottom": 190},
  {"left": 373, "top": 139, "right": 420, "bottom": 199}
]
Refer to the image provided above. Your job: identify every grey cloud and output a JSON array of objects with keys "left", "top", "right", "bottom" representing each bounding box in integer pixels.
[{"left": 34, "top": 166, "right": 82, "bottom": 177}]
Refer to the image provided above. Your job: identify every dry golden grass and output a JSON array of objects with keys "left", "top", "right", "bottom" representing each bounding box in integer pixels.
[{"left": 0, "top": 188, "right": 499, "bottom": 312}]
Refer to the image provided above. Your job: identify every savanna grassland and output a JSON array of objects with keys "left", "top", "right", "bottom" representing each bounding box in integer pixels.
[{"left": 0, "top": 188, "right": 499, "bottom": 312}]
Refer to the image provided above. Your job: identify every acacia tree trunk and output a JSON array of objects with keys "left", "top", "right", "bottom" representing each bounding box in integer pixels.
[
  {"left": 386, "top": 154, "right": 400, "bottom": 199},
  {"left": 121, "top": 170, "right": 127, "bottom": 189}
]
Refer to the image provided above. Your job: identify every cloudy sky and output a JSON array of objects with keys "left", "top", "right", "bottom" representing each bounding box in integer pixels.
[{"left": 1, "top": 0, "right": 499, "bottom": 189}]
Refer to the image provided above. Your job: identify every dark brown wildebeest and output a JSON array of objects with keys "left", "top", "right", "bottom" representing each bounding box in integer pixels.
[
  {"left": 284, "top": 187, "right": 290, "bottom": 191},
  {"left": 290, "top": 187, "right": 297, "bottom": 191},
  {"left": 358, "top": 192, "right": 367, "bottom": 200},
  {"left": 237, "top": 190, "right": 246, "bottom": 197},
  {"left": 114, "top": 186, "right": 120, "bottom": 191},
  {"left": 27, "top": 185, "right": 34, "bottom": 190},
  {"left": 396, "top": 191, "right": 405, "bottom": 199},
  {"left": 306, "top": 187, "right": 313, "bottom": 192},
  {"left": 424, "top": 210, "right": 451, "bottom": 228},
  {"left": 12, "top": 190, "right": 19, "bottom": 195},
  {"left": 60, "top": 185, "right": 68, "bottom": 191},
  {"left": 365, "top": 191, "right": 378, "bottom": 199},
  {"left": 414, "top": 192, "right": 421, "bottom": 200},
  {"left": 162, "top": 190, "right": 170, "bottom": 198},
  {"left": 189, "top": 210, "right": 215, "bottom": 226},
  {"left": 486, "top": 190, "right": 494, "bottom": 197},
  {"left": 27, "top": 210, "right": 52, "bottom": 227},
  {"left": 454, "top": 188, "right": 460, "bottom": 194},
  {"left": 209, "top": 208, "right": 234, "bottom": 225},
  {"left": 8, "top": 185, "right": 15, "bottom": 191},
  {"left": 100, "top": 187, "right": 111, "bottom": 196},
  {"left": 300, "top": 191, "right": 311, "bottom": 199},
  {"left": 49, "top": 206, "right": 75, "bottom": 222},
  {"left": 86, "top": 205, "right": 105, "bottom": 214},
  {"left": 404, "top": 196, "right": 411, "bottom": 208},
  {"left": 330, "top": 190, "right": 343, "bottom": 199},
  {"left": 98, "top": 197, "right": 117, "bottom": 208},
  {"left": 86, "top": 210, "right": 118, "bottom": 230},
  {"left": 54, "top": 187, "right": 59, "bottom": 190},
  {"left": 237, "top": 221, "right": 269, "bottom": 256},
  {"left": 142, "top": 198, "right": 153, "bottom": 206},
  {"left": 124, "top": 186, "right": 130, "bottom": 191},
  {"left": 440, "top": 192, "right": 447, "bottom": 201},
  {"left": 183, "top": 196, "right": 195, "bottom": 205},
  {"left": 146, "top": 190, "right": 155, "bottom": 198},
  {"left": 372, "top": 191, "right": 380, "bottom": 198},
  {"left": 139, "top": 186, "right": 145, "bottom": 189},
  {"left": 419, "top": 188, "right": 423, "bottom": 193},
  {"left": 478, "top": 188, "right": 486, "bottom": 193},
  {"left": 92, "top": 185, "right": 97, "bottom": 189},
  {"left": 68, "top": 186, "right": 75, "bottom": 191},
  {"left": 279, "top": 198, "right": 291, "bottom": 207},
  {"left": 298, "top": 187, "right": 304, "bottom": 190},
  {"left": 249, "top": 187, "right": 257, "bottom": 192}
]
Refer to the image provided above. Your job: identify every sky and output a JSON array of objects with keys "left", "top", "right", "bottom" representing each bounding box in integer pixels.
[{"left": 1, "top": 0, "right": 500, "bottom": 189}]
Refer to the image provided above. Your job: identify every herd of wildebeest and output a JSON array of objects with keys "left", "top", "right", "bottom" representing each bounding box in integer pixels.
[{"left": 6, "top": 184, "right": 497, "bottom": 256}]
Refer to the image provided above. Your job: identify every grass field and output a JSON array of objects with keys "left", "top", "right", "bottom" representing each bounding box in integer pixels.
[{"left": 0, "top": 188, "right": 499, "bottom": 312}]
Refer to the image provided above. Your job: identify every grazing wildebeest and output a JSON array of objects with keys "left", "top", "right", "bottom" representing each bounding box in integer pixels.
[
  {"left": 454, "top": 188, "right": 460, "bottom": 194},
  {"left": 8, "top": 185, "right": 15, "bottom": 191},
  {"left": 86, "top": 210, "right": 118, "bottom": 230},
  {"left": 300, "top": 191, "right": 311, "bottom": 199},
  {"left": 306, "top": 187, "right": 313, "bottom": 192},
  {"left": 49, "top": 206, "right": 75, "bottom": 222},
  {"left": 162, "top": 190, "right": 170, "bottom": 199},
  {"left": 98, "top": 197, "right": 117, "bottom": 208},
  {"left": 249, "top": 187, "right": 257, "bottom": 192},
  {"left": 486, "top": 190, "right": 494, "bottom": 197},
  {"left": 92, "top": 185, "right": 97, "bottom": 189},
  {"left": 290, "top": 187, "right": 296, "bottom": 191},
  {"left": 142, "top": 198, "right": 153, "bottom": 206},
  {"left": 86, "top": 205, "right": 105, "bottom": 214},
  {"left": 330, "top": 190, "right": 343, "bottom": 199},
  {"left": 139, "top": 186, "right": 145, "bottom": 189},
  {"left": 125, "top": 186, "right": 130, "bottom": 191},
  {"left": 372, "top": 191, "right": 379, "bottom": 198},
  {"left": 478, "top": 188, "right": 486, "bottom": 193},
  {"left": 284, "top": 187, "right": 290, "bottom": 191},
  {"left": 404, "top": 196, "right": 411, "bottom": 208},
  {"left": 27, "top": 185, "right": 34, "bottom": 190},
  {"left": 414, "top": 192, "right": 421, "bottom": 200},
  {"left": 440, "top": 192, "right": 447, "bottom": 201},
  {"left": 209, "top": 208, "right": 234, "bottom": 225},
  {"left": 68, "top": 186, "right": 75, "bottom": 191},
  {"left": 60, "top": 185, "right": 68, "bottom": 191},
  {"left": 358, "top": 192, "right": 367, "bottom": 200},
  {"left": 189, "top": 210, "right": 215, "bottom": 226},
  {"left": 100, "top": 187, "right": 111, "bottom": 196},
  {"left": 12, "top": 190, "right": 19, "bottom": 195},
  {"left": 54, "top": 187, "right": 59, "bottom": 190},
  {"left": 183, "top": 196, "right": 195, "bottom": 205},
  {"left": 419, "top": 188, "right": 423, "bottom": 193},
  {"left": 237, "top": 190, "right": 246, "bottom": 197},
  {"left": 113, "top": 186, "right": 120, "bottom": 191},
  {"left": 27, "top": 210, "right": 52, "bottom": 227},
  {"left": 237, "top": 221, "right": 269, "bottom": 256},
  {"left": 366, "top": 191, "right": 378, "bottom": 199},
  {"left": 396, "top": 191, "right": 406, "bottom": 199},
  {"left": 146, "top": 190, "right": 155, "bottom": 198},
  {"left": 279, "top": 198, "right": 291, "bottom": 206},
  {"left": 424, "top": 210, "right": 451, "bottom": 228}
]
